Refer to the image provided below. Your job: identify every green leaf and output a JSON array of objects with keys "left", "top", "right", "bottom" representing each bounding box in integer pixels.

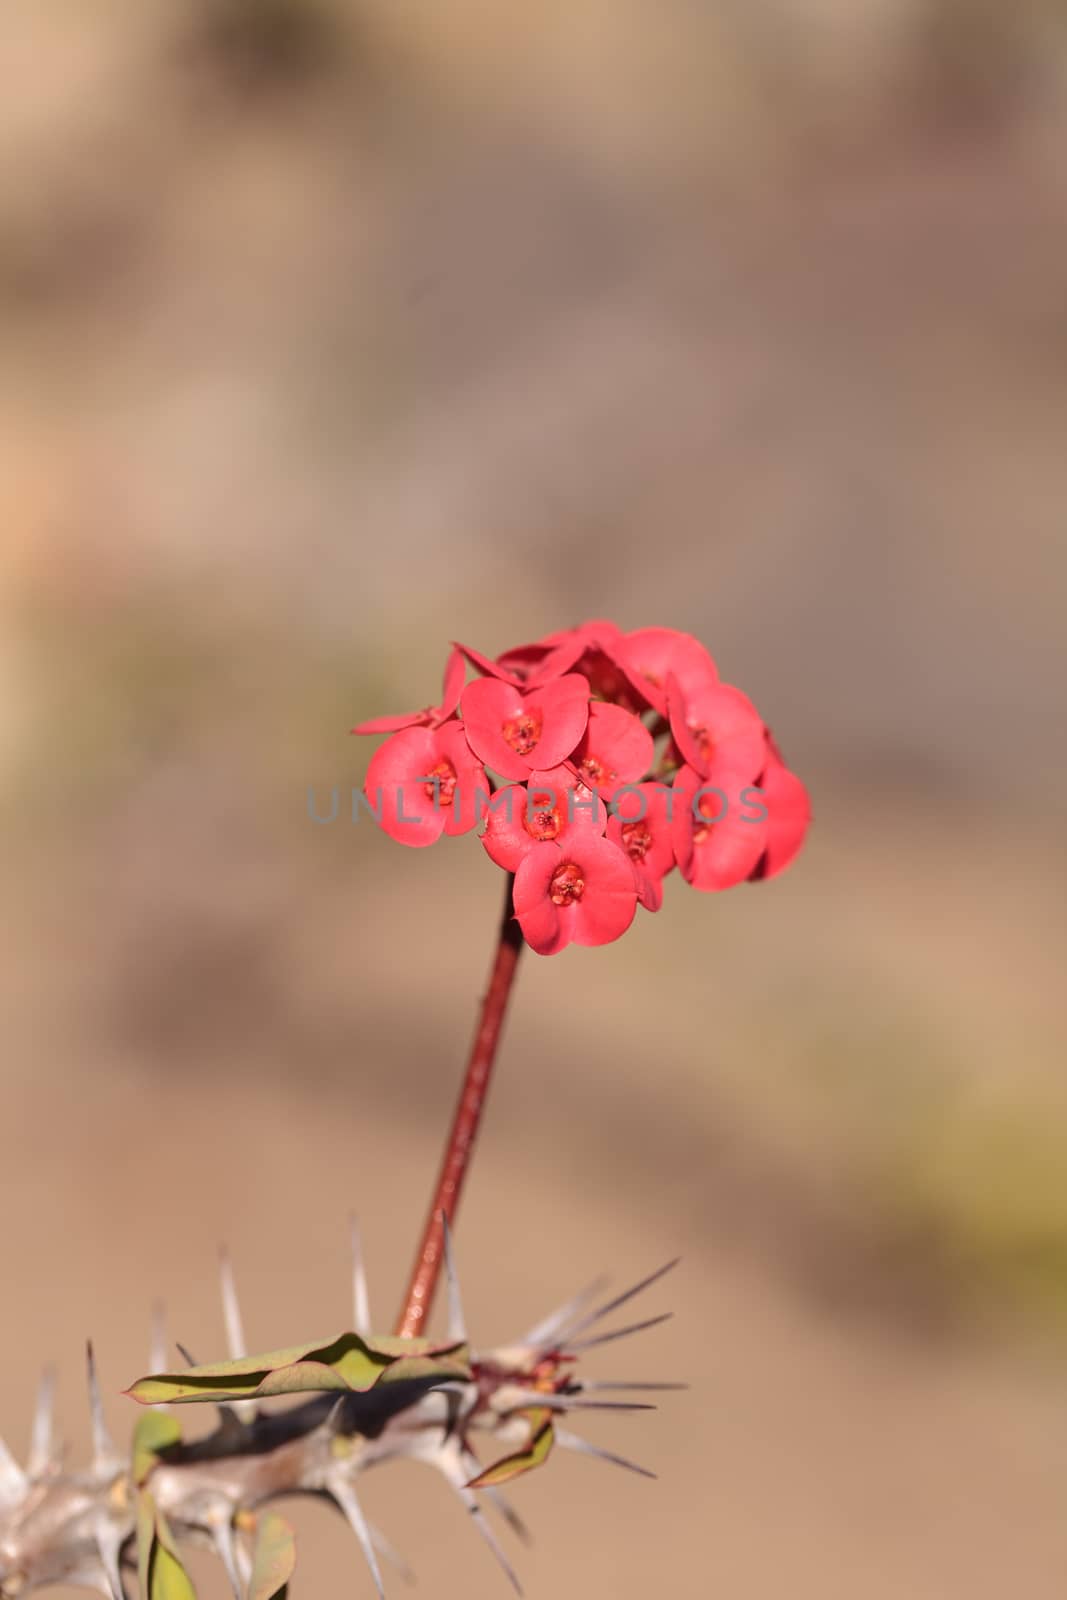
[
  {"left": 467, "top": 1407, "right": 555, "bottom": 1487},
  {"left": 248, "top": 1509, "right": 296, "bottom": 1600},
  {"left": 126, "top": 1332, "right": 469, "bottom": 1406},
  {"left": 137, "top": 1489, "right": 198, "bottom": 1599},
  {"left": 132, "top": 1412, "right": 183, "bottom": 1484}
]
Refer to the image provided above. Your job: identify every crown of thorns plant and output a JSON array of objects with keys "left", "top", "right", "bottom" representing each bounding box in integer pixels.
[
  {"left": 0, "top": 1223, "right": 679, "bottom": 1599},
  {"left": 2, "top": 621, "right": 808, "bottom": 1597}
]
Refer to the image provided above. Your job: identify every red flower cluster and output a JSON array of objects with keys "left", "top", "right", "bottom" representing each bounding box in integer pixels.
[{"left": 353, "top": 622, "right": 810, "bottom": 955}]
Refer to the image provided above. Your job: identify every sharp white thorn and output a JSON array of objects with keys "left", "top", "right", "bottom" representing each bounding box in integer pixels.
[
  {"left": 0, "top": 1432, "right": 27, "bottom": 1504},
  {"left": 210, "top": 1505, "right": 244, "bottom": 1600},
  {"left": 93, "top": 1518, "right": 125, "bottom": 1600},
  {"left": 554, "top": 1426, "right": 656, "bottom": 1480},
  {"left": 349, "top": 1215, "right": 372, "bottom": 1335},
  {"left": 150, "top": 1301, "right": 168, "bottom": 1376},
  {"left": 564, "top": 1311, "right": 674, "bottom": 1353},
  {"left": 61, "top": 1559, "right": 122, "bottom": 1598},
  {"left": 517, "top": 1275, "right": 611, "bottom": 1353},
  {"left": 219, "top": 1248, "right": 247, "bottom": 1359},
  {"left": 218, "top": 1251, "right": 257, "bottom": 1423},
  {"left": 86, "top": 1343, "right": 119, "bottom": 1475},
  {"left": 27, "top": 1367, "right": 56, "bottom": 1478},
  {"left": 559, "top": 1260, "right": 679, "bottom": 1344},
  {"left": 369, "top": 1522, "right": 416, "bottom": 1586},
  {"left": 436, "top": 1443, "right": 523, "bottom": 1594},
  {"left": 576, "top": 1380, "right": 688, "bottom": 1393},
  {"left": 510, "top": 1394, "right": 655, "bottom": 1415},
  {"left": 235, "top": 1533, "right": 254, "bottom": 1589},
  {"left": 320, "top": 1395, "right": 348, "bottom": 1439},
  {"left": 481, "top": 1484, "right": 531, "bottom": 1544},
  {"left": 440, "top": 1213, "right": 466, "bottom": 1344},
  {"left": 329, "top": 1470, "right": 387, "bottom": 1599},
  {"left": 460, "top": 1449, "right": 531, "bottom": 1545}
]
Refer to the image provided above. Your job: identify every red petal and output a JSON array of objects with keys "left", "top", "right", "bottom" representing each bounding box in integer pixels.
[
  {"left": 460, "top": 677, "right": 534, "bottom": 780},
  {"left": 481, "top": 784, "right": 537, "bottom": 870},
  {"left": 351, "top": 710, "right": 423, "bottom": 735},
  {"left": 634, "top": 866, "right": 664, "bottom": 912},
  {"left": 364, "top": 727, "right": 447, "bottom": 848},
  {"left": 671, "top": 765, "right": 766, "bottom": 889},
  {"left": 573, "top": 702, "right": 655, "bottom": 787},
  {"left": 566, "top": 836, "right": 638, "bottom": 947},
  {"left": 526, "top": 674, "right": 590, "bottom": 769},
  {"left": 751, "top": 755, "right": 811, "bottom": 880},
  {"left": 521, "top": 633, "right": 587, "bottom": 687},
  {"left": 462, "top": 675, "right": 591, "bottom": 780},
  {"left": 667, "top": 679, "right": 765, "bottom": 785},
  {"left": 436, "top": 721, "right": 489, "bottom": 836},
  {"left": 453, "top": 641, "right": 524, "bottom": 687},
  {"left": 433, "top": 647, "right": 467, "bottom": 724},
  {"left": 618, "top": 627, "right": 718, "bottom": 715},
  {"left": 605, "top": 781, "right": 677, "bottom": 887},
  {"left": 513, "top": 845, "right": 568, "bottom": 955}
]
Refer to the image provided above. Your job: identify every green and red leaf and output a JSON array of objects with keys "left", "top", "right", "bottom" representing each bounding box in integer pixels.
[
  {"left": 126, "top": 1331, "right": 470, "bottom": 1406},
  {"left": 136, "top": 1490, "right": 197, "bottom": 1599},
  {"left": 467, "top": 1406, "right": 555, "bottom": 1487},
  {"left": 247, "top": 1509, "right": 296, "bottom": 1600}
]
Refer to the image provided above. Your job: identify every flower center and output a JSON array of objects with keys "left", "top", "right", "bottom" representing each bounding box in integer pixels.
[
  {"left": 524, "top": 805, "right": 561, "bottom": 843},
  {"left": 621, "top": 820, "right": 651, "bottom": 861},
  {"left": 578, "top": 753, "right": 609, "bottom": 786},
  {"left": 549, "top": 862, "right": 585, "bottom": 906},
  {"left": 424, "top": 760, "right": 457, "bottom": 805},
  {"left": 692, "top": 790, "right": 725, "bottom": 843},
  {"left": 502, "top": 710, "right": 542, "bottom": 756},
  {"left": 691, "top": 723, "right": 715, "bottom": 764}
]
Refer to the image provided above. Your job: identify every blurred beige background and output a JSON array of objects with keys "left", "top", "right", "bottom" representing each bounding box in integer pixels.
[{"left": 2, "top": 1, "right": 1067, "bottom": 1595}]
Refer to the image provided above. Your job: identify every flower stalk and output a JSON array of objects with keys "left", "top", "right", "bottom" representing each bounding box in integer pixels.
[{"left": 395, "top": 874, "right": 523, "bottom": 1336}]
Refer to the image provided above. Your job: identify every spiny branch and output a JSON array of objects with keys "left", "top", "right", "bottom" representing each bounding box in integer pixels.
[{"left": 1, "top": 1227, "right": 679, "bottom": 1598}]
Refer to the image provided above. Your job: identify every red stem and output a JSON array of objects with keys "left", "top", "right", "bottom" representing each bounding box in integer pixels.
[{"left": 395, "top": 875, "right": 524, "bottom": 1337}]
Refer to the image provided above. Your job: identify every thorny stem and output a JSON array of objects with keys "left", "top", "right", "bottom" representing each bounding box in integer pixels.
[{"left": 395, "top": 874, "right": 524, "bottom": 1336}]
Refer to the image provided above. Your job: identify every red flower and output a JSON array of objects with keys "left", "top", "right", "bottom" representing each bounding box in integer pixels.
[
  {"left": 459, "top": 620, "right": 636, "bottom": 701},
  {"left": 490, "top": 633, "right": 585, "bottom": 687},
  {"left": 615, "top": 627, "right": 718, "bottom": 715},
  {"left": 605, "top": 782, "right": 676, "bottom": 911},
  {"left": 671, "top": 766, "right": 767, "bottom": 891},
  {"left": 482, "top": 771, "right": 607, "bottom": 873},
  {"left": 568, "top": 702, "right": 654, "bottom": 790},
  {"left": 363, "top": 722, "right": 487, "bottom": 848},
  {"left": 351, "top": 648, "right": 465, "bottom": 735},
  {"left": 354, "top": 623, "right": 809, "bottom": 946},
  {"left": 460, "top": 674, "right": 590, "bottom": 781},
  {"left": 748, "top": 741, "right": 811, "bottom": 881},
  {"left": 667, "top": 677, "right": 765, "bottom": 786},
  {"left": 512, "top": 835, "right": 638, "bottom": 955}
]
